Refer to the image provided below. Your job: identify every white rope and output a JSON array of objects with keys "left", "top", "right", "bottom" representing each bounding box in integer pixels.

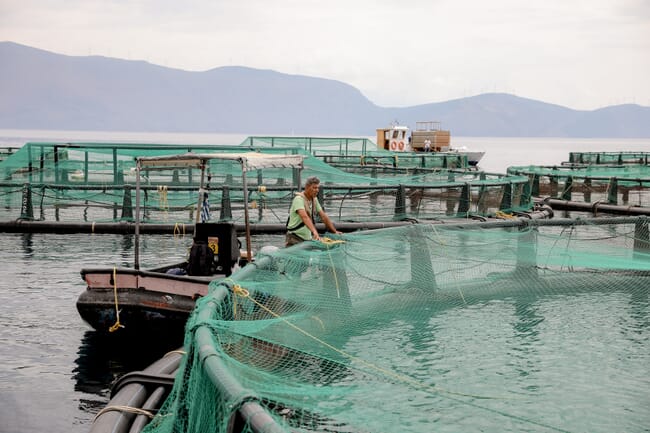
[{"left": 93, "top": 405, "right": 154, "bottom": 421}]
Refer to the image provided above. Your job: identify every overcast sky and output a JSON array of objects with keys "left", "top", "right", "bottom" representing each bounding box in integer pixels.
[{"left": 2, "top": 0, "right": 649, "bottom": 110}]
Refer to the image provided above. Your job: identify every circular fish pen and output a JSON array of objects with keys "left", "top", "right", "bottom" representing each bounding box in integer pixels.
[
  {"left": 507, "top": 164, "right": 650, "bottom": 208},
  {"left": 125, "top": 216, "right": 650, "bottom": 433}
]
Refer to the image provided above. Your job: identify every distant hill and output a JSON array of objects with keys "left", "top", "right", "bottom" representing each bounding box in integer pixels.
[{"left": 1, "top": 41, "right": 649, "bottom": 137}]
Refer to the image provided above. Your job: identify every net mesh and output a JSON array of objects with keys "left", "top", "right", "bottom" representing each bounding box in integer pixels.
[{"left": 144, "top": 216, "right": 650, "bottom": 433}]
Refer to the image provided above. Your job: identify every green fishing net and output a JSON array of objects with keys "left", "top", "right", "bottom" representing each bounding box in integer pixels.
[
  {"left": 0, "top": 141, "right": 532, "bottom": 222},
  {"left": 145, "top": 216, "right": 650, "bottom": 433}
]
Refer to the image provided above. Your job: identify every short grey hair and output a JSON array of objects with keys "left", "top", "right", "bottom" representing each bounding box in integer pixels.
[{"left": 305, "top": 176, "right": 320, "bottom": 186}]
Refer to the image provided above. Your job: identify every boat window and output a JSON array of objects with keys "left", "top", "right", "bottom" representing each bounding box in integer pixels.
[{"left": 392, "top": 130, "right": 399, "bottom": 139}]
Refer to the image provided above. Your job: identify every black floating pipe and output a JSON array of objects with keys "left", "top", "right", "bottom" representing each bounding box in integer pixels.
[
  {"left": 90, "top": 351, "right": 183, "bottom": 433},
  {"left": 129, "top": 387, "right": 167, "bottom": 433},
  {"left": 0, "top": 219, "right": 419, "bottom": 235},
  {"left": 539, "top": 198, "right": 650, "bottom": 216}
]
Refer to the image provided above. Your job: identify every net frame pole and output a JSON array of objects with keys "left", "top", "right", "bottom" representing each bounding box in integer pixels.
[{"left": 134, "top": 159, "right": 142, "bottom": 270}]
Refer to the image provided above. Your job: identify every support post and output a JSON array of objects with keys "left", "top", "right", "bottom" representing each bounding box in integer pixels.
[
  {"left": 121, "top": 185, "right": 133, "bottom": 221},
  {"left": 531, "top": 174, "right": 540, "bottom": 197},
  {"left": 457, "top": 183, "right": 470, "bottom": 217},
  {"left": 220, "top": 186, "right": 232, "bottom": 221},
  {"left": 583, "top": 178, "right": 591, "bottom": 202},
  {"left": 394, "top": 185, "right": 406, "bottom": 220},
  {"left": 500, "top": 183, "right": 513, "bottom": 211},
  {"left": 561, "top": 176, "right": 573, "bottom": 201},
  {"left": 19, "top": 183, "right": 34, "bottom": 221},
  {"left": 549, "top": 175, "right": 558, "bottom": 197},
  {"left": 607, "top": 177, "right": 618, "bottom": 204}
]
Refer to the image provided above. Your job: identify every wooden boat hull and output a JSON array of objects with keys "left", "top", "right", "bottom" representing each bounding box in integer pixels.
[{"left": 77, "top": 265, "right": 214, "bottom": 338}]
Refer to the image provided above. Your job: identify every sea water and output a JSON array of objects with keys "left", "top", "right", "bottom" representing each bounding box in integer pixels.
[{"left": 0, "top": 130, "right": 649, "bottom": 433}]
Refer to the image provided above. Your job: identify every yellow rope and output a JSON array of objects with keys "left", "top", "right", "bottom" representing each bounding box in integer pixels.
[
  {"left": 108, "top": 266, "right": 124, "bottom": 332},
  {"left": 158, "top": 185, "right": 169, "bottom": 210},
  {"left": 321, "top": 237, "right": 345, "bottom": 298},
  {"left": 173, "top": 223, "right": 185, "bottom": 238},
  {"left": 320, "top": 236, "right": 345, "bottom": 245},
  {"left": 228, "top": 283, "right": 498, "bottom": 400},
  {"left": 231, "top": 283, "right": 250, "bottom": 319},
  {"left": 495, "top": 210, "right": 516, "bottom": 219}
]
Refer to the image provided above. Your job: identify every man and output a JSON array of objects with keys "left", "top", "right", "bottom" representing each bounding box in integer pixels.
[{"left": 286, "top": 176, "right": 341, "bottom": 246}]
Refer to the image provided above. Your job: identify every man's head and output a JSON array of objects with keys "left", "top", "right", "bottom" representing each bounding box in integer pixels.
[{"left": 304, "top": 176, "right": 320, "bottom": 198}]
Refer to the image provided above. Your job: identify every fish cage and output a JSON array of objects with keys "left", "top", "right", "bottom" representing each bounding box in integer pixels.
[
  {"left": 567, "top": 151, "right": 650, "bottom": 165},
  {"left": 318, "top": 151, "right": 469, "bottom": 170},
  {"left": 507, "top": 164, "right": 650, "bottom": 208},
  {"left": 139, "top": 216, "right": 650, "bottom": 433},
  {"left": 240, "top": 136, "right": 373, "bottom": 155},
  {"left": 1, "top": 142, "right": 533, "bottom": 224}
]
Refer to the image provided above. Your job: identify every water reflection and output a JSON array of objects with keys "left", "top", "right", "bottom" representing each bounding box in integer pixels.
[
  {"left": 72, "top": 330, "right": 180, "bottom": 397},
  {"left": 510, "top": 300, "right": 543, "bottom": 383},
  {"left": 120, "top": 234, "right": 134, "bottom": 263},
  {"left": 21, "top": 232, "right": 33, "bottom": 257}
]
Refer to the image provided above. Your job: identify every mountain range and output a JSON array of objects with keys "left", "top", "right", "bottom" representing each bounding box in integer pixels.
[{"left": 1, "top": 41, "right": 649, "bottom": 137}]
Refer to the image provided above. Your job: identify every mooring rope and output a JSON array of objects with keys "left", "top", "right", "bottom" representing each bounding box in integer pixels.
[
  {"left": 108, "top": 266, "right": 124, "bottom": 332},
  {"left": 321, "top": 236, "right": 345, "bottom": 298},
  {"left": 173, "top": 222, "right": 185, "bottom": 237},
  {"left": 93, "top": 405, "right": 154, "bottom": 421}
]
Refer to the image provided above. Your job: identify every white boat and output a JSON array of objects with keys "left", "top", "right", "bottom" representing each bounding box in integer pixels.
[{"left": 376, "top": 121, "right": 485, "bottom": 166}]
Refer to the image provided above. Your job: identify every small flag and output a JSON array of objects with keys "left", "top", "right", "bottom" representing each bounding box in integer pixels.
[{"left": 200, "top": 191, "right": 210, "bottom": 223}]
